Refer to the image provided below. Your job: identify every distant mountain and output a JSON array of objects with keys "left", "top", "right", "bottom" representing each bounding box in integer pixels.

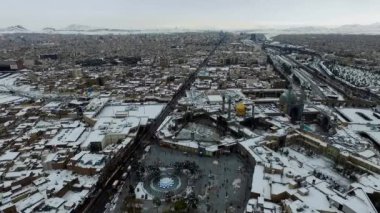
[
  {"left": 334, "top": 23, "right": 380, "bottom": 34},
  {"left": 58, "top": 24, "right": 143, "bottom": 33},
  {"left": 0, "top": 25, "right": 28, "bottom": 32},
  {"left": 282, "top": 26, "right": 330, "bottom": 34},
  {"left": 42, "top": 27, "right": 56, "bottom": 33},
  {"left": 60, "top": 24, "right": 94, "bottom": 31},
  {"left": 3, "top": 23, "right": 380, "bottom": 35},
  {"left": 247, "top": 23, "right": 380, "bottom": 35}
]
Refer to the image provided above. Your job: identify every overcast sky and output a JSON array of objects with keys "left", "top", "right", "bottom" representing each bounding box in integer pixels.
[{"left": 1, "top": 0, "right": 380, "bottom": 29}]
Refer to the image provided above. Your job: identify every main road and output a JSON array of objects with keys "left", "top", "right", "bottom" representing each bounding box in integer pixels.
[{"left": 144, "top": 32, "right": 227, "bottom": 141}]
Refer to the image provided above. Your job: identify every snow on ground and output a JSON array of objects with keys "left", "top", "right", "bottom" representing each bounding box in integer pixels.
[
  {"left": 285, "top": 146, "right": 351, "bottom": 186},
  {"left": 97, "top": 104, "right": 165, "bottom": 119},
  {"left": 0, "top": 73, "right": 33, "bottom": 92},
  {"left": 0, "top": 94, "right": 27, "bottom": 104},
  {"left": 0, "top": 73, "right": 69, "bottom": 100},
  {"left": 232, "top": 178, "right": 241, "bottom": 189},
  {"left": 135, "top": 182, "right": 153, "bottom": 200},
  {"left": 62, "top": 189, "right": 91, "bottom": 207},
  {"left": 330, "top": 65, "right": 380, "bottom": 91}
]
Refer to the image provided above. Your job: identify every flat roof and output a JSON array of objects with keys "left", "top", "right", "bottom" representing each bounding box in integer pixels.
[
  {"left": 97, "top": 104, "right": 165, "bottom": 119},
  {"left": 338, "top": 108, "right": 380, "bottom": 125},
  {"left": 0, "top": 151, "right": 20, "bottom": 161}
]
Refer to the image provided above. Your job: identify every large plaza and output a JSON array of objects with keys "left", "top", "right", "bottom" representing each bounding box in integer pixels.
[{"left": 135, "top": 144, "right": 253, "bottom": 212}]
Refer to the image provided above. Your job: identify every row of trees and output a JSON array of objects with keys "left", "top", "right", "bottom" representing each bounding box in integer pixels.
[{"left": 173, "top": 161, "right": 200, "bottom": 175}]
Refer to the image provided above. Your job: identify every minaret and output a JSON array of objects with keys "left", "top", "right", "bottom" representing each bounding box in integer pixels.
[
  {"left": 228, "top": 97, "right": 232, "bottom": 120},
  {"left": 300, "top": 115, "right": 305, "bottom": 131},
  {"left": 222, "top": 95, "right": 226, "bottom": 113},
  {"left": 251, "top": 104, "right": 255, "bottom": 119},
  {"left": 191, "top": 131, "right": 195, "bottom": 141},
  {"left": 251, "top": 104, "right": 255, "bottom": 129}
]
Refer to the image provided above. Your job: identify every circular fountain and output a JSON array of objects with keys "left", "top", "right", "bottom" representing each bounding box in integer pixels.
[{"left": 158, "top": 177, "right": 175, "bottom": 189}]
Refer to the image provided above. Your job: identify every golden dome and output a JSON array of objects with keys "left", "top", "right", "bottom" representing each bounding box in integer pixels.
[{"left": 236, "top": 102, "right": 246, "bottom": 116}]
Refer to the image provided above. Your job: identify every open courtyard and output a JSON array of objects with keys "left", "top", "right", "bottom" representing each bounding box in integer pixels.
[{"left": 138, "top": 144, "right": 253, "bottom": 212}]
